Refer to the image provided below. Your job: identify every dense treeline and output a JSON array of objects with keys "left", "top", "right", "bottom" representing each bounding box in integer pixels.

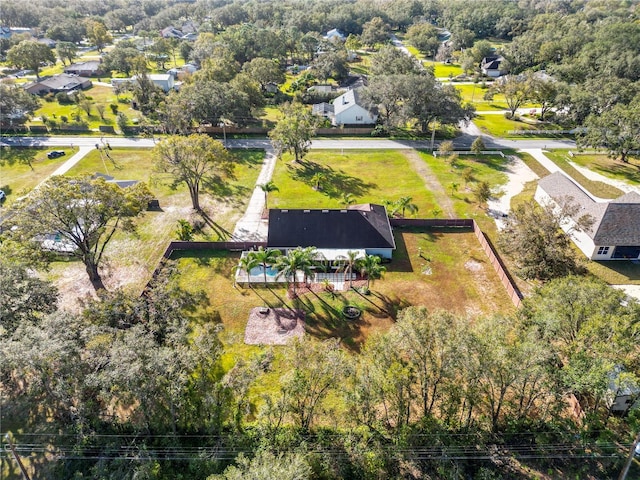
[{"left": 2, "top": 259, "right": 639, "bottom": 478}]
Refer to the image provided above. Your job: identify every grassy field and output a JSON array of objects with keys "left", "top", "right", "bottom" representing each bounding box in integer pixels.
[
  {"left": 543, "top": 151, "right": 625, "bottom": 199},
  {"left": 172, "top": 229, "right": 515, "bottom": 348},
  {"left": 44, "top": 148, "right": 265, "bottom": 303},
  {"left": 269, "top": 150, "right": 439, "bottom": 213},
  {"left": 560, "top": 152, "right": 640, "bottom": 186},
  {"left": 425, "top": 61, "right": 464, "bottom": 78},
  {"left": 416, "top": 151, "right": 509, "bottom": 230},
  {"left": 29, "top": 85, "right": 135, "bottom": 130},
  {"left": 0, "top": 147, "right": 76, "bottom": 204}
]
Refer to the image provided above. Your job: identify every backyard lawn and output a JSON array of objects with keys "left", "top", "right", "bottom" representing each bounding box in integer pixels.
[
  {"left": 46, "top": 148, "right": 264, "bottom": 304},
  {"left": 416, "top": 151, "right": 509, "bottom": 231},
  {"left": 171, "top": 228, "right": 515, "bottom": 349},
  {"left": 424, "top": 61, "right": 464, "bottom": 78},
  {"left": 269, "top": 150, "right": 439, "bottom": 214},
  {"left": 0, "top": 147, "right": 76, "bottom": 204}
]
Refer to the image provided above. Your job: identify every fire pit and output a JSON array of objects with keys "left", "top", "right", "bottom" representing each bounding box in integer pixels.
[{"left": 342, "top": 305, "right": 361, "bottom": 320}]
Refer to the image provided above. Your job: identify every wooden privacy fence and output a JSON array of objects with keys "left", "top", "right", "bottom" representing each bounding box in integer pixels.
[
  {"left": 391, "top": 218, "right": 523, "bottom": 307},
  {"left": 149, "top": 221, "right": 522, "bottom": 307}
]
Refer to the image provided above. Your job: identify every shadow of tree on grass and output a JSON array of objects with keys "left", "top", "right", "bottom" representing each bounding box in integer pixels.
[{"left": 288, "top": 160, "right": 376, "bottom": 199}]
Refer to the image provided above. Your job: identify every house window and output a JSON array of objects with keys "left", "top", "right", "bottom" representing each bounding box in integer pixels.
[
  {"left": 355, "top": 116, "right": 363, "bottom": 121},
  {"left": 597, "top": 246, "right": 610, "bottom": 255}
]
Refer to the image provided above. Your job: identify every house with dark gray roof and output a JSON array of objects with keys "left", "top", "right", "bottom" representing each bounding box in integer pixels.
[
  {"left": 25, "top": 74, "right": 92, "bottom": 95},
  {"left": 535, "top": 172, "right": 640, "bottom": 260},
  {"left": 267, "top": 204, "right": 395, "bottom": 260},
  {"left": 64, "top": 61, "right": 104, "bottom": 77}
]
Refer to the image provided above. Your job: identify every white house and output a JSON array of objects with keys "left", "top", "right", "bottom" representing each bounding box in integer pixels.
[
  {"left": 324, "top": 28, "right": 346, "bottom": 42},
  {"left": 144, "top": 73, "right": 175, "bottom": 92},
  {"left": 327, "top": 89, "right": 377, "bottom": 126},
  {"left": 535, "top": 172, "right": 640, "bottom": 260},
  {"left": 481, "top": 56, "right": 506, "bottom": 78}
]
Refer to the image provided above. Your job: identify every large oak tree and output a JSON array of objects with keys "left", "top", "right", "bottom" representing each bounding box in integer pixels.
[
  {"left": 153, "top": 134, "right": 234, "bottom": 212},
  {"left": 10, "top": 176, "right": 152, "bottom": 290}
]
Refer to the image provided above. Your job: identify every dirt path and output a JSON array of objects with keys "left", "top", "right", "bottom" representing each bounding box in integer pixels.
[{"left": 403, "top": 149, "right": 456, "bottom": 218}]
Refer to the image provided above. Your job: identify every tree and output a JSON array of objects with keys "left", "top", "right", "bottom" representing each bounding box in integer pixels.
[
  {"left": 472, "top": 181, "right": 492, "bottom": 206},
  {"left": 10, "top": 176, "right": 152, "bottom": 290},
  {"left": 498, "top": 199, "right": 594, "bottom": 280},
  {"left": 85, "top": 20, "right": 112, "bottom": 52},
  {"left": 369, "top": 45, "right": 421, "bottom": 76},
  {"left": 310, "top": 50, "right": 349, "bottom": 81},
  {"left": 275, "top": 247, "right": 315, "bottom": 297},
  {"left": 269, "top": 102, "right": 318, "bottom": 163},
  {"left": 395, "top": 196, "right": 419, "bottom": 217},
  {"left": 239, "top": 254, "right": 259, "bottom": 288},
  {"left": 529, "top": 76, "right": 564, "bottom": 121},
  {"left": 153, "top": 134, "right": 235, "bottom": 212},
  {"left": 406, "top": 22, "right": 440, "bottom": 57},
  {"left": 336, "top": 250, "right": 360, "bottom": 290},
  {"left": 484, "top": 75, "right": 532, "bottom": 118},
  {"left": 360, "top": 17, "right": 389, "bottom": 48},
  {"left": 249, "top": 247, "right": 281, "bottom": 285},
  {"left": 103, "top": 46, "right": 146, "bottom": 76},
  {"left": 242, "top": 57, "right": 285, "bottom": 91},
  {"left": 7, "top": 40, "right": 55, "bottom": 79},
  {"left": 357, "top": 254, "right": 386, "bottom": 291},
  {"left": 449, "top": 182, "right": 459, "bottom": 196},
  {"left": 0, "top": 83, "right": 40, "bottom": 127},
  {"left": 56, "top": 41, "right": 77, "bottom": 66},
  {"left": 258, "top": 181, "right": 278, "bottom": 208},
  {"left": 0, "top": 260, "right": 58, "bottom": 334},
  {"left": 471, "top": 136, "right": 485, "bottom": 153},
  {"left": 210, "top": 450, "right": 311, "bottom": 480},
  {"left": 579, "top": 95, "right": 640, "bottom": 163}
]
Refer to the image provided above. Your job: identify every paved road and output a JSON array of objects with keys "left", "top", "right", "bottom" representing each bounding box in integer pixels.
[{"left": 0, "top": 135, "right": 578, "bottom": 151}]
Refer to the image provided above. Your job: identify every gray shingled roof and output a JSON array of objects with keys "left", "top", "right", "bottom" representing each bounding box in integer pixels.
[
  {"left": 267, "top": 204, "right": 395, "bottom": 250},
  {"left": 538, "top": 173, "right": 640, "bottom": 245}
]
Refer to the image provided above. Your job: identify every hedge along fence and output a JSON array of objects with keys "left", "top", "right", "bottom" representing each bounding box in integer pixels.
[
  {"left": 147, "top": 222, "right": 522, "bottom": 308},
  {"left": 390, "top": 218, "right": 523, "bottom": 308},
  {"left": 433, "top": 150, "right": 505, "bottom": 157}
]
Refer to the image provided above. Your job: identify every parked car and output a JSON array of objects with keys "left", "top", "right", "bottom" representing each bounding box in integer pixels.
[
  {"left": 47, "top": 150, "right": 66, "bottom": 159},
  {"left": 0, "top": 189, "right": 5, "bottom": 202}
]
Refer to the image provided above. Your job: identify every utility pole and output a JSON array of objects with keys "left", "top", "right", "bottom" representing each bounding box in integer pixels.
[
  {"left": 5, "top": 434, "right": 31, "bottom": 480},
  {"left": 618, "top": 430, "right": 640, "bottom": 480}
]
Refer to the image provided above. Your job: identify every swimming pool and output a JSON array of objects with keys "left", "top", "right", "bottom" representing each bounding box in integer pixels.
[{"left": 249, "top": 265, "right": 279, "bottom": 277}]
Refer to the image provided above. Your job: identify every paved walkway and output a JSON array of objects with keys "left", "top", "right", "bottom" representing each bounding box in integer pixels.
[
  {"left": 568, "top": 159, "right": 639, "bottom": 194},
  {"left": 231, "top": 147, "right": 278, "bottom": 241}
]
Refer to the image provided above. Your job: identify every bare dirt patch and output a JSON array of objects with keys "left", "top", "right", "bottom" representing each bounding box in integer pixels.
[
  {"left": 464, "top": 259, "right": 483, "bottom": 272},
  {"left": 244, "top": 307, "right": 306, "bottom": 345}
]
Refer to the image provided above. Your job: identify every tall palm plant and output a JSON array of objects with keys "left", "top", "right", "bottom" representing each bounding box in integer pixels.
[
  {"left": 357, "top": 255, "right": 387, "bottom": 292},
  {"left": 396, "top": 196, "right": 419, "bottom": 218},
  {"left": 275, "top": 247, "right": 316, "bottom": 297},
  {"left": 258, "top": 181, "right": 279, "bottom": 209},
  {"left": 251, "top": 247, "right": 281, "bottom": 284},
  {"left": 238, "top": 254, "right": 259, "bottom": 288},
  {"left": 336, "top": 250, "right": 360, "bottom": 290}
]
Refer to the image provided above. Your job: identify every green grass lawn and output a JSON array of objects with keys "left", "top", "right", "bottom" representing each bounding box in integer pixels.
[
  {"left": 0, "top": 147, "right": 76, "bottom": 204},
  {"left": 425, "top": 61, "right": 463, "bottom": 78},
  {"left": 172, "top": 229, "right": 514, "bottom": 347},
  {"left": 543, "top": 151, "right": 625, "bottom": 199},
  {"left": 416, "top": 151, "right": 509, "bottom": 230},
  {"left": 269, "top": 150, "right": 439, "bottom": 214},
  {"left": 473, "top": 114, "right": 565, "bottom": 138},
  {"left": 559, "top": 151, "right": 640, "bottom": 186},
  {"left": 46, "top": 148, "right": 265, "bottom": 297},
  {"left": 29, "top": 85, "right": 135, "bottom": 131}
]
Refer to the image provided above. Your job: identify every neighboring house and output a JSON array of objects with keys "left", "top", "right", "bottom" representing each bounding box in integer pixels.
[
  {"left": 181, "top": 32, "right": 198, "bottom": 41},
  {"left": 145, "top": 73, "right": 175, "bottom": 92},
  {"left": 324, "top": 28, "right": 346, "bottom": 42},
  {"left": 267, "top": 204, "right": 396, "bottom": 260},
  {"left": 607, "top": 366, "right": 640, "bottom": 415},
  {"left": 307, "top": 84, "right": 333, "bottom": 94},
  {"left": 0, "top": 27, "right": 33, "bottom": 38},
  {"left": 330, "top": 88, "right": 377, "bottom": 126},
  {"left": 25, "top": 74, "right": 92, "bottom": 95},
  {"left": 481, "top": 56, "right": 506, "bottom": 78},
  {"left": 64, "top": 61, "right": 105, "bottom": 77},
  {"left": 312, "top": 102, "right": 334, "bottom": 120},
  {"left": 264, "top": 82, "right": 280, "bottom": 94},
  {"left": 37, "top": 38, "right": 57, "bottom": 48},
  {"left": 535, "top": 172, "right": 640, "bottom": 260},
  {"left": 161, "top": 26, "right": 183, "bottom": 38}
]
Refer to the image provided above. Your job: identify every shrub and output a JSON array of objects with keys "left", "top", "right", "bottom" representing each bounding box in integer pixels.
[
  {"left": 109, "top": 103, "right": 118, "bottom": 115},
  {"left": 56, "top": 92, "right": 73, "bottom": 104},
  {"left": 43, "top": 93, "right": 55, "bottom": 102},
  {"left": 60, "top": 115, "right": 69, "bottom": 123}
]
